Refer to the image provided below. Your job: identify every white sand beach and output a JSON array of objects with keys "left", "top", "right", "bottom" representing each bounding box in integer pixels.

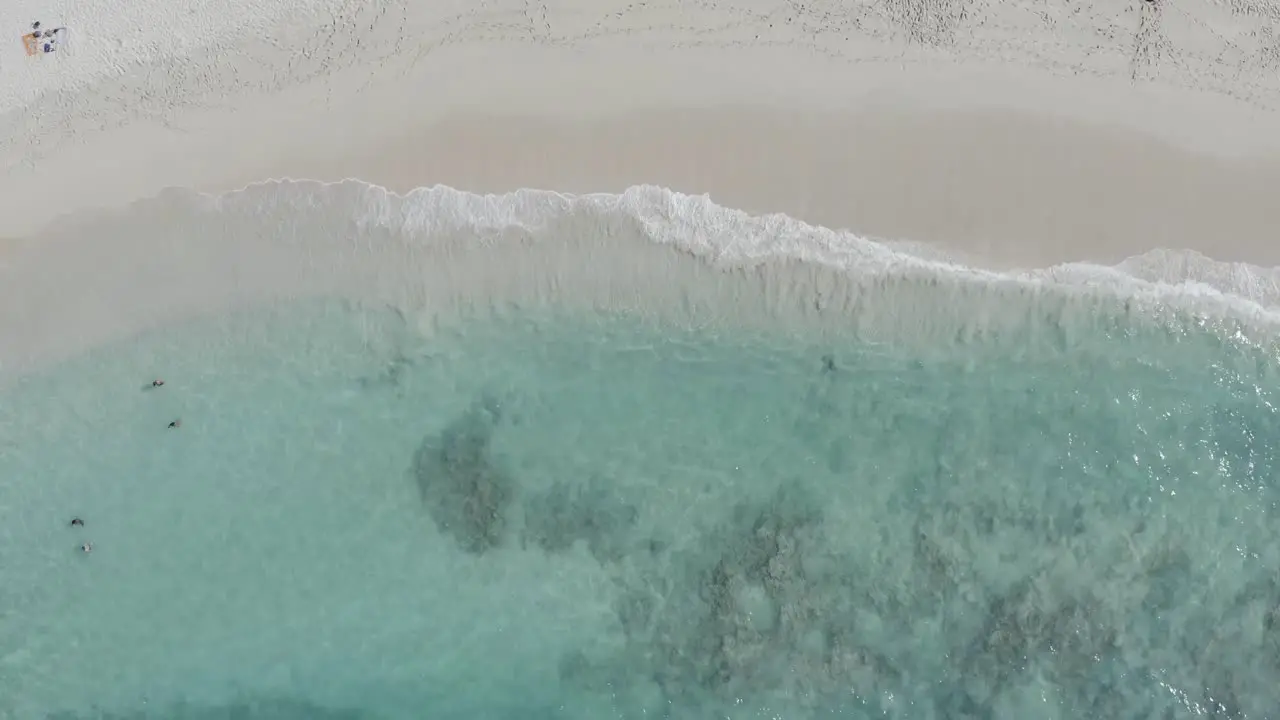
[{"left": 1, "top": 0, "right": 1278, "bottom": 268}]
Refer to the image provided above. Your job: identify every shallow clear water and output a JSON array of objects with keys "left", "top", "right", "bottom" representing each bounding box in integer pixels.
[{"left": 2, "top": 293, "right": 1280, "bottom": 719}]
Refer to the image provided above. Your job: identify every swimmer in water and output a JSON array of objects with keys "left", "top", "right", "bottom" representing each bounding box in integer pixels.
[
  {"left": 152, "top": 379, "right": 165, "bottom": 387},
  {"left": 821, "top": 354, "right": 836, "bottom": 373},
  {"left": 168, "top": 419, "right": 181, "bottom": 429},
  {"left": 70, "top": 517, "right": 84, "bottom": 527},
  {"left": 81, "top": 542, "right": 92, "bottom": 553}
]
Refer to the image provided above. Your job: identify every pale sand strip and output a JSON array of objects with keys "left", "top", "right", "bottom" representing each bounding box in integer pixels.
[
  {"left": 6, "top": 90, "right": 1279, "bottom": 271},
  {"left": 298, "top": 105, "right": 1280, "bottom": 269}
]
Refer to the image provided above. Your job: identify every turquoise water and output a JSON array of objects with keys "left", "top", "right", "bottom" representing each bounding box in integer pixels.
[{"left": 3, "top": 292, "right": 1280, "bottom": 719}]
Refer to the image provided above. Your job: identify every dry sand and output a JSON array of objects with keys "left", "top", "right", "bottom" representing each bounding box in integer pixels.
[{"left": 1, "top": 0, "right": 1279, "bottom": 268}]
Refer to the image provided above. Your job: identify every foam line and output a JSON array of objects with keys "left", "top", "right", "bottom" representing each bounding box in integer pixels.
[
  {"left": 3, "top": 178, "right": 1278, "bottom": 384},
  {"left": 227, "top": 178, "right": 1280, "bottom": 326}
]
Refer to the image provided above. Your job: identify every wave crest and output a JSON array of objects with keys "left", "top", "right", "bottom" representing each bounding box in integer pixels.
[
  {"left": 3, "top": 178, "right": 1278, "bottom": 379},
  {"left": 214, "top": 178, "right": 1280, "bottom": 322}
]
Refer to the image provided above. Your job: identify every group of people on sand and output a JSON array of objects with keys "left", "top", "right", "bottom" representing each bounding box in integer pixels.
[
  {"left": 73, "top": 379, "right": 180, "bottom": 555},
  {"left": 28, "top": 21, "right": 63, "bottom": 54}
]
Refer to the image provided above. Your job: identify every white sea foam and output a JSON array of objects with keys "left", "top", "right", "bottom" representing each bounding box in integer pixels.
[
  {"left": 3, "top": 178, "right": 1278, "bottom": 382},
  {"left": 295, "top": 178, "right": 1280, "bottom": 328}
]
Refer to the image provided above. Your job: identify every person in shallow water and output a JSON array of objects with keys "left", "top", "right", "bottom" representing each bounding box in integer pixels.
[
  {"left": 70, "top": 517, "right": 84, "bottom": 527},
  {"left": 168, "top": 419, "right": 180, "bottom": 429},
  {"left": 152, "top": 379, "right": 164, "bottom": 387}
]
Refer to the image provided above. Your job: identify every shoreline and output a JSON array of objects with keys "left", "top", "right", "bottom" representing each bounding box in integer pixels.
[
  {"left": 2, "top": 4, "right": 1280, "bottom": 270},
  {"left": 6, "top": 176, "right": 1280, "bottom": 384},
  {"left": 308, "top": 103, "right": 1280, "bottom": 269},
  {"left": 8, "top": 98, "right": 1280, "bottom": 269}
]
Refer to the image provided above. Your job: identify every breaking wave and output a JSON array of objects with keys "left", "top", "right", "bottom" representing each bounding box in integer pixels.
[
  {"left": 4, "top": 178, "right": 1279, "bottom": 381},
  {"left": 288, "top": 178, "right": 1280, "bottom": 318}
]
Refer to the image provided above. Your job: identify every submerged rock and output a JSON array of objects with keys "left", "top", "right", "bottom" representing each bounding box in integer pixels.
[
  {"left": 411, "top": 397, "right": 515, "bottom": 554},
  {"left": 521, "top": 477, "right": 638, "bottom": 563},
  {"left": 580, "top": 483, "right": 889, "bottom": 711}
]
